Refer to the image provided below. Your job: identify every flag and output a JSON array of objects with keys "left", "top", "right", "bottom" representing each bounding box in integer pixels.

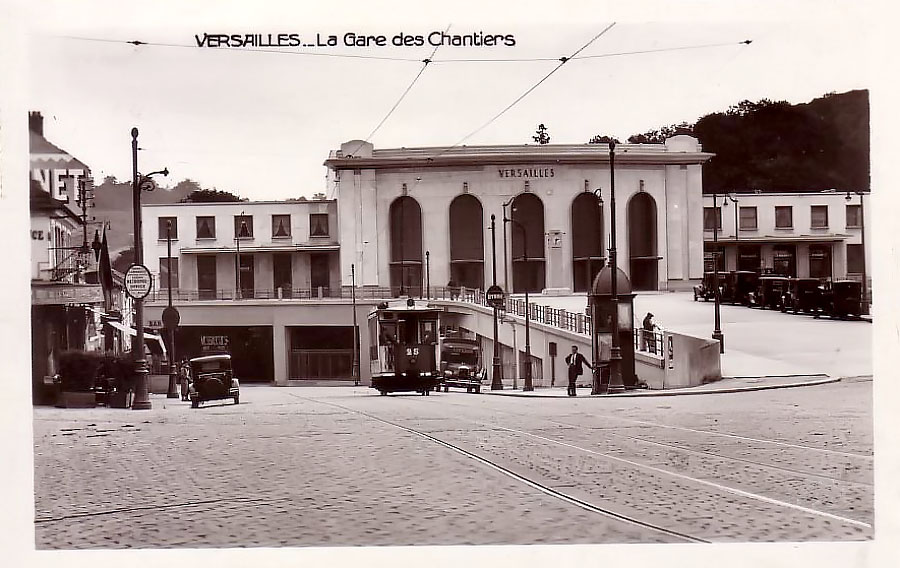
[{"left": 98, "top": 228, "right": 114, "bottom": 309}]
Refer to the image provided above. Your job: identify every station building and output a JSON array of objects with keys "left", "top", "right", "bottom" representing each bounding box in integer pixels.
[
  {"left": 325, "top": 136, "right": 713, "bottom": 295},
  {"left": 702, "top": 191, "right": 871, "bottom": 290}
]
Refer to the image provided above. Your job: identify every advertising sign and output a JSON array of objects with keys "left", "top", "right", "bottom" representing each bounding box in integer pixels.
[{"left": 485, "top": 285, "right": 505, "bottom": 308}]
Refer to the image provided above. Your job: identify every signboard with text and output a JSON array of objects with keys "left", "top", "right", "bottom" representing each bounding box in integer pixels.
[{"left": 124, "top": 264, "right": 153, "bottom": 300}]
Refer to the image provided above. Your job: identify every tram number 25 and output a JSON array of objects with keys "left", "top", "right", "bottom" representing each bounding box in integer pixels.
[{"left": 405, "top": 347, "right": 420, "bottom": 357}]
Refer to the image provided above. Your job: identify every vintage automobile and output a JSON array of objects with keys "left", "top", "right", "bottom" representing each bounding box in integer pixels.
[
  {"left": 821, "top": 280, "right": 863, "bottom": 319},
  {"left": 439, "top": 336, "right": 485, "bottom": 393},
  {"left": 693, "top": 272, "right": 726, "bottom": 302},
  {"left": 750, "top": 276, "right": 791, "bottom": 310},
  {"left": 728, "top": 271, "right": 759, "bottom": 305},
  {"left": 188, "top": 354, "right": 240, "bottom": 408},
  {"left": 785, "top": 278, "right": 823, "bottom": 315}
]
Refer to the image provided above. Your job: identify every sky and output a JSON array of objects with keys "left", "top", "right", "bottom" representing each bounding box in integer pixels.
[{"left": 12, "top": 1, "right": 881, "bottom": 201}]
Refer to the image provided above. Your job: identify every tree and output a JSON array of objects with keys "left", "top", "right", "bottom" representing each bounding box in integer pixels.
[
  {"left": 532, "top": 123, "right": 550, "bottom": 145},
  {"left": 588, "top": 134, "right": 620, "bottom": 145},
  {"left": 179, "top": 188, "right": 245, "bottom": 203},
  {"left": 111, "top": 247, "right": 134, "bottom": 274},
  {"left": 627, "top": 122, "right": 693, "bottom": 144}
]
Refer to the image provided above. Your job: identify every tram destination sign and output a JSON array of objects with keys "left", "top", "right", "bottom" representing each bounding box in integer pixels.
[
  {"left": 485, "top": 285, "right": 505, "bottom": 308},
  {"left": 124, "top": 264, "right": 153, "bottom": 300}
]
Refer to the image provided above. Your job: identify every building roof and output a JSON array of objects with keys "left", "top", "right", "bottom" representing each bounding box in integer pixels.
[
  {"left": 325, "top": 138, "right": 714, "bottom": 171},
  {"left": 29, "top": 130, "right": 89, "bottom": 170}
]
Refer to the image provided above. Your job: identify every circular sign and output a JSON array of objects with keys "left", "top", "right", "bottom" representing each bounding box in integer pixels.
[
  {"left": 485, "top": 285, "right": 505, "bottom": 308},
  {"left": 162, "top": 305, "right": 181, "bottom": 329},
  {"left": 124, "top": 264, "right": 153, "bottom": 299}
]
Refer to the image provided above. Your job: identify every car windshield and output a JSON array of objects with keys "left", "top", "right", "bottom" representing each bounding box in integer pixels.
[{"left": 444, "top": 352, "right": 477, "bottom": 365}]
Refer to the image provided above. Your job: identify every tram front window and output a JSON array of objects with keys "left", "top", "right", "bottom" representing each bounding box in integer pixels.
[{"left": 421, "top": 320, "right": 437, "bottom": 344}]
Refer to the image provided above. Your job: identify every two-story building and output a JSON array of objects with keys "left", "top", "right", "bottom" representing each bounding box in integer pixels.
[
  {"left": 141, "top": 200, "right": 357, "bottom": 384},
  {"left": 702, "top": 191, "right": 871, "bottom": 291}
]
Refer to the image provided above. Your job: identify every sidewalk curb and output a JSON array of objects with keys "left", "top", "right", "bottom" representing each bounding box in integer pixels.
[{"left": 482, "top": 375, "right": 841, "bottom": 399}]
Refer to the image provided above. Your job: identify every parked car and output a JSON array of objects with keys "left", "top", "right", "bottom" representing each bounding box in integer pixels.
[
  {"left": 822, "top": 280, "right": 863, "bottom": 319},
  {"left": 693, "top": 272, "right": 726, "bottom": 302},
  {"left": 785, "top": 278, "right": 823, "bottom": 315},
  {"left": 188, "top": 354, "right": 240, "bottom": 408},
  {"left": 750, "top": 276, "right": 790, "bottom": 310},
  {"left": 728, "top": 271, "right": 759, "bottom": 305}
]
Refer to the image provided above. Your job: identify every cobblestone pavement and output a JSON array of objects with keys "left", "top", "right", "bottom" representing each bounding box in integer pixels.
[{"left": 33, "top": 378, "right": 872, "bottom": 548}]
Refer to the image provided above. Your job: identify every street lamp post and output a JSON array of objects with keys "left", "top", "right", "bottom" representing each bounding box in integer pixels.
[
  {"left": 490, "top": 214, "right": 504, "bottom": 390},
  {"left": 425, "top": 250, "right": 430, "bottom": 300},
  {"left": 165, "top": 221, "right": 178, "bottom": 398},
  {"left": 129, "top": 127, "right": 168, "bottom": 410},
  {"left": 351, "top": 263, "right": 360, "bottom": 386},
  {"left": 723, "top": 194, "right": 739, "bottom": 242},
  {"left": 606, "top": 141, "right": 625, "bottom": 394},
  {"left": 504, "top": 215, "right": 533, "bottom": 392},
  {"left": 711, "top": 193, "right": 725, "bottom": 353},
  {"left": 591, "top": 187, "right": 604, "bottom": 395},
  {"left": 501, "top": 197, "right": 514, "bottom": 291},
  {"left": 235, "top": 212, "right": 246, "bottom": 300}
]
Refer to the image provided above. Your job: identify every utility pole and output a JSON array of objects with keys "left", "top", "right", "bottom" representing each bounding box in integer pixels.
[{"left": 490, "top": 214, "right": 504, "bottom": 390}]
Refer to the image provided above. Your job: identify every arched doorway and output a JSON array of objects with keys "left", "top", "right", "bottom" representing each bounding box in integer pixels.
[
  {"left": 627, "top": 192, "right": 659, "bottom": 291},
  {"left": 510, "top": 193, "right": 545, "bottom": 293},
  {"left": 449, "top": 194, "right": 485, "bottom": 289},
  {"left": 389, "top": 196, "right": 423, "bottom": 296},
  {"left": 571, "top": 192, "right": 604, "bottom": 293}
]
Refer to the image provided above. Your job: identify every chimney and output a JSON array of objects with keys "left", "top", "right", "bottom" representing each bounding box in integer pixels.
[{"left": 29, "top": 111, "right": 43, "bottom": 135}]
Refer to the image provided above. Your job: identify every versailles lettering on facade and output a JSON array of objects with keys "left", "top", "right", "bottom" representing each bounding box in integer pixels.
[{"left": 497, "top": 167, "right": 555, "bottom": 179}]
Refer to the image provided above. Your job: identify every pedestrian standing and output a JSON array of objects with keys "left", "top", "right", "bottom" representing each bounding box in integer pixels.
[
  {"left": 642, "top": 312, "right": 658, "bottom": 354},
  {"left": 564, "top": 345, "right": 590, "bottom": 396}
]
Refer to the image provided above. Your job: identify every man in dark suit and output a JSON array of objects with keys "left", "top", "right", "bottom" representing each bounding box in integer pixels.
[{"left": 564, "top": 345, "right": 590, "bottom": 396}]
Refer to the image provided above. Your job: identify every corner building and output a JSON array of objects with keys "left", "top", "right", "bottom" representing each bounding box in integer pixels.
[{"left": 327, "top": 136, "right": 712, "bottom": 294}]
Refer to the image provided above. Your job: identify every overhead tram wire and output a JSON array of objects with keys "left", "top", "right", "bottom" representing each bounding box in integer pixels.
[
  {"left": 344, "top": 25, "right": 451, "bottom": 158},
  {"left": 430, "top": 40, "right": 752, "bottom": 63},
  {"left": 428, "top": 23, "right": 617, "bottom": 160}
]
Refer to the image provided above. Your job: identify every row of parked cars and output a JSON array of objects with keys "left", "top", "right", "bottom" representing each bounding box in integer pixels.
[{"left": 693, "top": 271, "right": 865, "bottom": 319}]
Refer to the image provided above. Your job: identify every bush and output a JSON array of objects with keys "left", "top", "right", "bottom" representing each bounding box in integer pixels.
[
  {"left": 57, "top": 350, "right": 104, "bottom": 392},
  {"left": 99, "top": 354, "right": 136, "bottom": 392}
]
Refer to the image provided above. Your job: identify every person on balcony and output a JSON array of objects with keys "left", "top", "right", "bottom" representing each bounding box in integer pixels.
[{"left": 642, "top": 312, "right": 658, "bottom": 354}]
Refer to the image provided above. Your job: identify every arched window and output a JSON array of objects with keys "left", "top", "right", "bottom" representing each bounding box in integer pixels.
[
  {"left": 449, "top": 194, "right": 485, "bottom": 290},
  {"left": 389, "top": 196, "right": 423, "bottom": 296},
  {"left": 627, "top": 192, "right": 659, "bottom": 290},
  {"left": 571, "top": 192, "right": 604, "bottom": 292},
  {"left": 510, "top": 193, "right": 545, "bottom": 293}
]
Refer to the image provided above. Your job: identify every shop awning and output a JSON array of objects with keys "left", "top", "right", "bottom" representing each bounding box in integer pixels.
[{"left": 107, "top": 321, "right": 167, "bottom": 355}]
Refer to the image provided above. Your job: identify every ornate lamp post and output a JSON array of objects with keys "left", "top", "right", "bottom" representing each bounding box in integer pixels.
[
  {"left": 605, "top": 141, "right": 625, "bottom": 394},
  {"left": 501, "top": 196, "right": 514, "bottom": 290},
  {"left": 504, "top": 214, "right": 533, "bottom": 392},
  {"left": 489, "top": 214, "right": 504, "bottom": 390},
  {"left": 591, "top": 187, "right": 604, "bottom": 395},
  {"left": 129, "top": 127, "right": 168, "bottom": 410},
  {"left": 723, "top": 194, "right": 739, "bottom": 242},
  {"left": 425, "top": 250, "right": 430, "bottom": 300},
  {"left": 711, "top": 193, "right": 725, "bottom": 353}
]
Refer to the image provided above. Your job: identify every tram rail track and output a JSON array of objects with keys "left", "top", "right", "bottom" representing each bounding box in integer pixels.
[{"left": 285, "top": 392, "right": 710, "bottom": 543}]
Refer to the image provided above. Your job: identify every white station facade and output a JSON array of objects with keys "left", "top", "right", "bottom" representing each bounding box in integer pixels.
[{"left": 326, "top": 136, "right": 712, "bottom": 295}]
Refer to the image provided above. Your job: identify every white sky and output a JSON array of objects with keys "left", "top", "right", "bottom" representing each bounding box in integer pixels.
[{"left": 15, "top": 1, "right": 880, "bottom": 200}]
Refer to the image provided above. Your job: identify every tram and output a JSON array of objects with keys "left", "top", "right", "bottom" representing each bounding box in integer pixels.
[{"left": 368, "top": 298, "right": 442, "bottom": 395}]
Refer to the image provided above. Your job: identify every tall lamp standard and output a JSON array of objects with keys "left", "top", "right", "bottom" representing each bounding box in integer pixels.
[
  {"left": 129, "top": 127, "right": 168, "bottom": 410},
  {"left": 351, "top": 264, "right": 360, "bottom": 386},
  {"left": 489, "top": 214, "right": 504, "bottom": 390},
  {"left": 425, "top": 250, "right": 430, "bottom": 300},
  {"left": 723, "top": 194, "right": 739, "bottom": 242},
  {"left": 591, "top": 187, "right": 604, "bottom": 395},
  {"left": 846, "top": 191, "right": 868, "bottom": 314},
  {"left": 164, "top": 220, "right": 178, "bottom": 398},
  {"left": 711, "top": 193, "right": 725, "bottom": 353},
  {"left": 504, "top": 214, "right": 533, "bottom": 392},
  {"left": 606, "top": 140, "right": 625, "bottom": 394},
  {"left": 501, "top": 196, "right": 514, "bottom": 290}
]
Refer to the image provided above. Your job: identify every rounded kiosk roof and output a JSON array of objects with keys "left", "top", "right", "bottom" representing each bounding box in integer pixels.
[{"left": 591, "top": 265, "right": 632, "bottom": 295}]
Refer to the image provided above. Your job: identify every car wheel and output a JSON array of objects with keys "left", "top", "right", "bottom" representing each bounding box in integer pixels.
[
  {"left": 444, "top": 386, "right": 449, "bottom": 393},
  {"left": 191, "top": 399, "right": 199, "bottom": 409},
  {"left": 475, "top": 387, "right": 481, "bottom": 394},
  {"left": 233, "top": 396, "right": 239, "bottom": 405}
]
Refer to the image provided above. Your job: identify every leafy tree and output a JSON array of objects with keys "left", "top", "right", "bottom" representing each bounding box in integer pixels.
[
  {"left": 627, "top": 122, "right": 693, "bottom": 144},
  {"left": 111, "top": 247, "right": 134, "bottom": 274},
  {"left": 588, "top": 134, "right": 620, "bottom": 145},
  {"left": 179, "top": 188, "right": 245, "bottom": 203},
  {"left": 532, "top": 123, "right": 550, "bottom": 145}
]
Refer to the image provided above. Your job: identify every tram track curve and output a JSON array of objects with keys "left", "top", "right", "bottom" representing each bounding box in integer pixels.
[{"left": 283, "top": 391, "right": 710, "bottom": 544}]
